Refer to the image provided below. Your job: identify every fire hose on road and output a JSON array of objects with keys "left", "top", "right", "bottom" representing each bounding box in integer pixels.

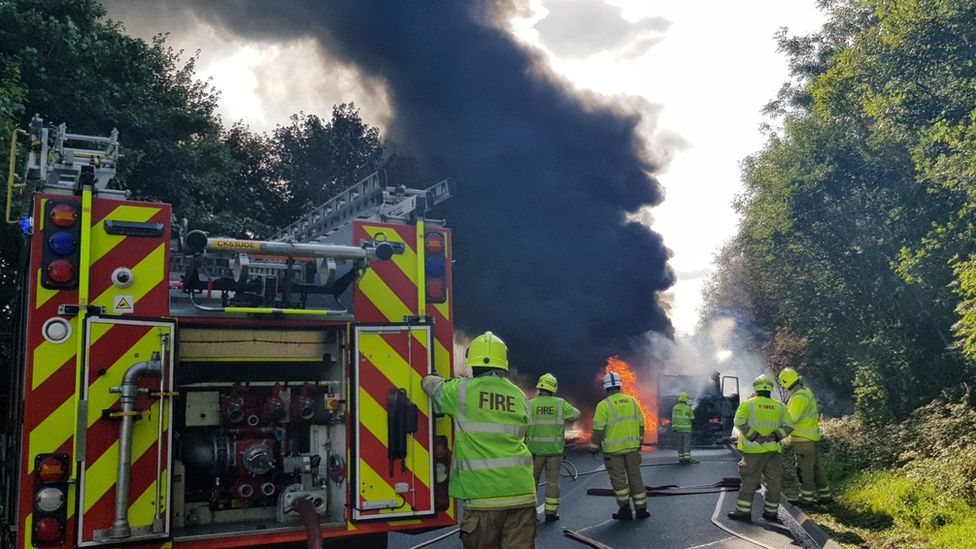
[{"left": 585, "top": 478, "right": 742, "bottom": 498}]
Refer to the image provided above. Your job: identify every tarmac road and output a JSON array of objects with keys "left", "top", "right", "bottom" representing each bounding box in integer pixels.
[{"left": 389, "top": 446, "right": 811, "bottom": 549}]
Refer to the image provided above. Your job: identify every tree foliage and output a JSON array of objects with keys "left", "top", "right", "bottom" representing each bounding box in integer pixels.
[
  {"left": 703, "top": 0, "right": 976, "bottom": 423},
  {"left": 0, "top": 0, "right": 386, "bottom": 367}
]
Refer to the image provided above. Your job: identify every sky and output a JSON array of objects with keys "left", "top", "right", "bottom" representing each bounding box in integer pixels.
[{"left": 108, "top": 0, "right": 827, "bottom": 336}]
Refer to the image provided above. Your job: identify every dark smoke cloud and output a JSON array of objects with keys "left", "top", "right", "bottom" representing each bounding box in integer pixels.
[{"left": 107, "top": 0, "right": 675, "bottom": 397}]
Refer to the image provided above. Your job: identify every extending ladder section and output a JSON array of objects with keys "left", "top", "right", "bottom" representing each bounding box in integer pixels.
[{"left": 272, "top": 171, "right": 455, "bottom": 242}]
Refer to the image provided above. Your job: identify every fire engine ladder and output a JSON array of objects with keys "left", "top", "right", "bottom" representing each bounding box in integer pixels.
[
  {"left": 180, "top": 173, "right": 453, "bottom": 316},
  {"left": 271, "top": 171, "right": 455, "bottom": 243}
]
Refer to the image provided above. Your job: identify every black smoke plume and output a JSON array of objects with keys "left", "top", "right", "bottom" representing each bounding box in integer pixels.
[{"left": 108, "top": 0, "right": 675, "bottom": 397}]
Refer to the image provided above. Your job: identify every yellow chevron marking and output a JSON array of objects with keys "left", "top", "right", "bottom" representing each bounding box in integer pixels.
[
  {"left": 358, "top": 332, "right": 432, "bottom": 492},
  {"left": 364, "top": 225, "right": 452, "bottom": 319},
  {"left": 358, "top": 459, "right": 426, "bottom": 516},
  {"left": 90, "top": 243, "right": 165, "bottom": 311},
  {"left": 358, "top": 389, "right": 433, "bottom": 492},
  {"left": 86, "top": 328, "right": 164, "bottom": 428},
  {"left": 83, "top": 397, "right": 162, "bottom": 513},
  {"left": 364, "top": 226, "right": 417, "bottom": 284},
  {"left": 434, "top": 339, "right": 450, "bottom": 376},
  {"left": 28, "top": 397, "right": 74, "bottom": 461},
  {"left": 30, "top": 317, "right": 79, "bottom": 389},
  {"left": 34, "top": 268, "right": 58, "bottom": 309},
  {"left": 90, "top": 205, "right": 161, "bottom": 264},
  {"left": 130, "top": 478, "right": 163, "bottom": 529},
  {"left": 359, "top": 270, "right": 411, "bottom": 322}
]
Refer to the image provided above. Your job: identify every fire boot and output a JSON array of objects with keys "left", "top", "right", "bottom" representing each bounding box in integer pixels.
[
  {"left": 544, "top": 514, "right": 559, "bottom": 523},
  {"left": 635, "top": 508, "right": 650, "bottom": 520},
  {"left": 612, "top": 506, "right": 633, "bottom": 521},
  {"left": 726, "top": 511, "right": 752, "bottom": 523},
  {"left": 762, "top": 512, "right": 782, "bottom": 524}
]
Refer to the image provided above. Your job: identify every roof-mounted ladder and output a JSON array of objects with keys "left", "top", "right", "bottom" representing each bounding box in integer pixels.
[{"left": 272, "top": 171, "right": 455, "bottom": 242}]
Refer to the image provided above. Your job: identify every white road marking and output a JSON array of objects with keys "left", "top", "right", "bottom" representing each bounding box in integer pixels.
[
  {"left": 684, "top": 536, "right": 737, "bottom": 549},
  {"left": 709, "top": 490, "right": 779, "bottom": 549}
]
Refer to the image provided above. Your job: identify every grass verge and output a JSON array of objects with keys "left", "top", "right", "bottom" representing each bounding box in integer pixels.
[{"left": 780, "top": 395, "right": 976, "bottom": 548}]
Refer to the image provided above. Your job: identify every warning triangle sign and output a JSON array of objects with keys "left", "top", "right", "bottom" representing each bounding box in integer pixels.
[{"left": 113, "top": 294, "right": 134, "bottom": 314}]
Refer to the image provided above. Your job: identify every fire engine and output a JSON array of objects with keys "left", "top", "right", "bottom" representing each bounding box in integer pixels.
[{"left": 0, "top": 118, "right": 458, "bottom": 548}]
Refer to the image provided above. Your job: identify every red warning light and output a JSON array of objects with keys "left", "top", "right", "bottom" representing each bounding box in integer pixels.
[
  {"left": 47, "top": 260, "right": 76, "bottom": 284},
  {"left": 426, "top": 279, "right": 445, "bottom": 301},
  {"left": 33, "top": 517, "right": 65, "bottom": 544}
]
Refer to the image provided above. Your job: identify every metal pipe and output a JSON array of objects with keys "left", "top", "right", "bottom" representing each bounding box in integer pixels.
[
  {"left": 109, "top": 353, "right": 162, "bottom": 539},
  {"left": 6, "top": 128, "right": 26, "bottom": 224},
  {"left": 186, "top": 231, "right": 370, "bottom": 261},
  {"left": 188, "top": 292, "right": 348, "bottom": 316}
]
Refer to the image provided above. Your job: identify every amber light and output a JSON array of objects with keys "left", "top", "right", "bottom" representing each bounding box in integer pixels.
[
  {"left": 425, "top": 233, "right": 444, "bottom": 254},
  {"left": 49, "top": 204, "right": 78, "bottom": 228},
  {"left": 36, "top": 456, "right": 68, "bottom": 483}
]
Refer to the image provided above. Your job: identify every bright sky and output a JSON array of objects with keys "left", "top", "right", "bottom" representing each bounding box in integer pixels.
[{"left": 116, "top": 1, "right": 826, "bottom": 336}]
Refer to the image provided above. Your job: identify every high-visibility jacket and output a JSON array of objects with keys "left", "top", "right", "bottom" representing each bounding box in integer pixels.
[
  {"left": 527, "top": 394, "right": 581, "bottom": 455},
  {"left": 671, "top": 402, "right": 694, "bottom": 433},
  {"left": 421, "top": 373, "right": 536, "bottom": 510},
  {"left": 787, "top": 386, "right": 821, "bottom": 442},
  {"left": 592, "top": 392, "right": 645, "bottom": 455},
  {"left": 734, "top": 396, "right": 793, "bottom": 453}
]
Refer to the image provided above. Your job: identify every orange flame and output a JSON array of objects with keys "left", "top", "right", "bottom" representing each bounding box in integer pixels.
[{"left": 603, "top": 357, "right": 658, "bottom": 443}]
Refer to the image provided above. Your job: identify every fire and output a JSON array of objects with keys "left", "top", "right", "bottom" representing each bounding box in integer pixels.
[{"left": 603, "top": 357, "right": 658, "bottom": 443}]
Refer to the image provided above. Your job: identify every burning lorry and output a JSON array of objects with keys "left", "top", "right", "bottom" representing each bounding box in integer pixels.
[
  {"left": 1, "top": 119, "right": 458, "bottom": 548},
  {"left": 657, "top": 372, "right": 739, "bottom": 447}
]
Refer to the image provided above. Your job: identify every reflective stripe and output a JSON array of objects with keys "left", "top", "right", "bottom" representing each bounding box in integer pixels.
[
  {"left": 604, "top": 437, "right": 642, "bottom": 447},
  {"left": 736, "top": 500, "right": 752, "bottom": 510},
  {"left": 465, "top": 493, "right": 537, "bottom": 510},
  {"left": 531, "top": 419, "right": 564, "bottom": 425},
  {"left": 461, "top": 421, "right": 526, "bottom": 437},
  {"left": 527, "top": 436, "right": 563, "bottom": 443},
  {"left": 455, "top": 455, "right": 533, "bottom": 472}
]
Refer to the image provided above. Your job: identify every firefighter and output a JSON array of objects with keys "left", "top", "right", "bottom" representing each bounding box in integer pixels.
[
  {"left": 779, "top": 367, "right": 832, "bottom": 506},
  {"left": 527, "top": 373, "right": 581, "bottom": 522},
  {"left": 727, "top": 374, "right": 794, "bottom": 523},
  {"left": 421, "top": 331, "right": 536, "bottom": 549},
  {"left": 588, "top": 372, "right": 649, "bottom": 520},
  {"left": 671, "top": 391, "right": 695, "bottom": 463}
]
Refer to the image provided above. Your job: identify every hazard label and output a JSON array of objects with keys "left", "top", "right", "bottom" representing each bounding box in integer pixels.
[{"left": 113, "top": 295, "right": 134, "bottom": 314}]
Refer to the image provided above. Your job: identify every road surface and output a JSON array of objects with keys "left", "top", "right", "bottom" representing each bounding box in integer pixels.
[{"left": 390, "top": 446, "right": 812, "bottom": 549}]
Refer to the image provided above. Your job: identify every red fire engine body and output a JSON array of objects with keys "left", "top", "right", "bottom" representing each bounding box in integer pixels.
[{"left": 1, "top": 119, "right": 457, "bottom": 548}]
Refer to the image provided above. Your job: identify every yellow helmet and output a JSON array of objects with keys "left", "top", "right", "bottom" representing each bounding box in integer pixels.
[
  {"left": 465, "top": 331, "right": 509, "bottom": 370},
  {"left": 778, "top": 368, "right": 801, "bottom": 390},
  {"left": 537, "top": 373, "right": 558, "bottom": 393},
  {"left": 679, "top": 391, "right": 689, "bottom": 402},
  {"left": 753, "top": 374, "right": 774, "bottom": 393}
]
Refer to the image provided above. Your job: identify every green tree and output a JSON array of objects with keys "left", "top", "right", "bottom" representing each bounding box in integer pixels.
[
  {"left": 703, "top": 0, "right": 975, "bottom": 422},
  {"left": 272, "top": 104, "right": 383, "bottom": 216}
]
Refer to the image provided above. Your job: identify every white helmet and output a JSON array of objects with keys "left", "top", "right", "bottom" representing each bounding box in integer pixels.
[{"left": 602, "top": 372, "right": 623, "bottom": 390}]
